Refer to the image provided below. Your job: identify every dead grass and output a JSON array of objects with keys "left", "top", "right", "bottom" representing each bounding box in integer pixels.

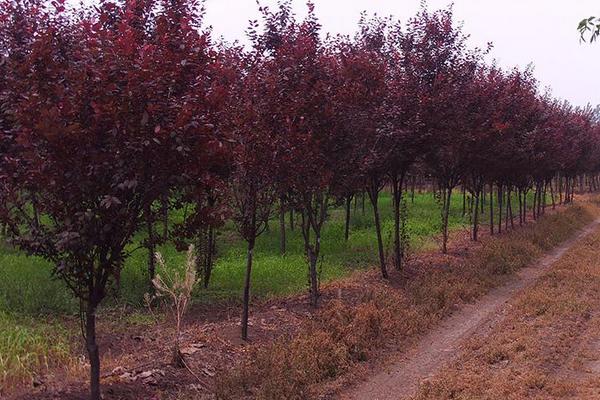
[
  {"left": 412, "top": 218, "right": 600, "bottom": 400},
  {"left": 215, "top": 201, "right": 600, "bottom": 400}
]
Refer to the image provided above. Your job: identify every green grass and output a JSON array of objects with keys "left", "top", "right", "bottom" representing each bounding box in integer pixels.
[
  {"left": 117, "top": 191, "right": 471, "bottom": 307},
  {"left": 0, "top": 189, "right": 549, "bottom": 316},
  {"left": 0, "top": 311, "right": 72, "bottom": 392},
  {"left": 0, "top": 242, "right": 77, "bottom": 315}
]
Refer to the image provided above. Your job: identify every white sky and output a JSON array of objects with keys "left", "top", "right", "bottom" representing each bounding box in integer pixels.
[{"left": 204, "top": 0, "right": 600, "bottom": 107}]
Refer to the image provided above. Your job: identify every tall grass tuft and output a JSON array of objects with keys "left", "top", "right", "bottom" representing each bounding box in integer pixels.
[{"left": 0, "top": 311, "right": 72, "bottom": 394}]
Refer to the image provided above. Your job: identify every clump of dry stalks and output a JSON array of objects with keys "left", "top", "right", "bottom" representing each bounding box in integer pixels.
[{"left": 146, "top": 245, "right": 198, "bottom": 368}]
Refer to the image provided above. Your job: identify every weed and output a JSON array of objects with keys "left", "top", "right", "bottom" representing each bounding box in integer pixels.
[{"left": 148, "top": 245, "right": 199, "bottom": 367}]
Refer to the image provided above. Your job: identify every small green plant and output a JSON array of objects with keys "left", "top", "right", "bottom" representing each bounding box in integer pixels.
[{"left": 147, "top": 245, "right": 198, "bottom": 367}]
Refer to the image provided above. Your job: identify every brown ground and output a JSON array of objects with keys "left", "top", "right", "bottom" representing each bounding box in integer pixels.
[
  {"left": 6, "top": 199, "right": 595, "bottom": 400},
  {"left": 408, "top": 230, "right": 600, "bottom": 400},
  {"left": 341, "top": 218, "right": 600, "bottom": 400},
  {"left": 406, "top": 223, "right": 600, "bottom": 400}
]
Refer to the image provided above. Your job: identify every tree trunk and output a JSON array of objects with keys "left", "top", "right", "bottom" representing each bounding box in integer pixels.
[
  {"left": 506, "top": 188, "right": 513, "bottom": 229},
  {"left": 289, "top": 208, "right": 294, "bottom": 231},
  {"left": 391, "top": 173, "right": 404, "bottom": 271},
  {"left": 85, "top": 302, "right": 101, "bottom": 400},
  {"left": 558, "top": 174, "right": 563, "bottom": 204},
  {"left": 497, "top": 184, "right": 503, "bottom": 234},
  {"left": 472, "top": 190, "right": 480, "bottom": 241},
  {"left": 489, "top": 184, "right": 494, "bottom": 236},
  {"left": 542, "top": 183, "right": 547, "bottom": 215},
  {"left": 518, "top": 189, "right": 523, "bottom": 225},
  {"left": 550, "top": 180, "right": 556, "bottom": 209},
  {"left": 161, "top": 194, "right": 169, "bottom": 241},
  {"left": 145, "top": 206, "right": 156, "bottom": 289},
  {"left": 308, "top": 245, "right": 319, "bottom": 308},
  {"left": 441, "top": 186, "right": 453, "bottom": 253},
  {"left": 31, "top": 194, "right": 40, "bottom": 229},
  {"left": 241, "top": 236, "right": 255, "bottom": 341},
  {"left": 532, "top": 184, "right": 538, "bottom": 220},
  {"left": 203, "top": 226, "right": 214, "bottom": 289},
  {"left": 368, "top": 186, "right": 388, "bottom": 279},
  {"left": 279, "top": 196, "right": 286, "bottom": 255},
  {"left": 300, "top": 197, "right": 324, "bottom": 308},
  {"left": 361, "top": 192, "right": 366, "bottom": 215},
  {"left": 523, "top": 190, "right": 528, "bottom": 223},
  {"left": 481, "top": 186, "right": 485, "bottom": 213},
  {"left": 462, "top": 186, "right": 466, "bottom": 216},
  {"left": 344, "top": 196, "right": 352, "bottom": 242},
  {"left": 537, "top": 183, "right": 542, "bottom": 216}
]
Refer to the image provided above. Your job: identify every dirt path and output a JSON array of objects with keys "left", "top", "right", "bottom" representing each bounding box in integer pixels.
[{"left": 341, "top": 218, "right": 600, "bottom": 400}]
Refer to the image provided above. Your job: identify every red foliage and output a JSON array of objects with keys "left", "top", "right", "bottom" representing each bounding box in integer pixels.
[{"left": 1, "top": 1, "right": 600, "bottom": 398}]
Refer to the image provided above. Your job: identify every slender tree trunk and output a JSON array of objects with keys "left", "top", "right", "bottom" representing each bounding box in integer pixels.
[
  {"left": 391, "top": 173, "right": 405, "bottom": 271},
  {"left": 550, "top": 180, "right": 556, "bottom": 209},
  {"left": 31, "top": 193, "right": 40, "bottom": 229},
  {"left": 85, "top": 302, "right": 101, "bottom": 400},
  {"left": 497, "top": 184, "right": 503, "bottom": 234},
  {"left": 481, "top": 186, "right": 485, "bottom": 213},
  {"left": 300, "top": 195, "right": 326, "bottom": 308},
  {"left": 361, "top": 192, "right": 366, "bottom": 215},
  {"left": 161, "top": 194, "right": 169, "bottom": 241},
  {"left": 558, "top": 174, "right": 563, "bottom": 204},
  {"left": 289, "top": 208, "right": 294, "bottom": 231},
  {"left": 518, "top": 189, "right": 523, "bottom": 225},
  {"left": 368, "top": 185, "right": 388, "bottom": 279},
  {"left": 307, "top": 244, "right": 319, "bottom": 308},
  {"left": 241, "top": 236, "right": 256, "bottom": 341},
  {"left": 489, "top": 184, "right": 494, "bottom": 236},
  {"left": 441, "top": 185, "right": 453, "bottom": 254},
  {"left": 468, "top": 192, "right": 474, "bottom": 222},
  {"left": 344, "top": 195, "right": 352, "bottom": 242},
  {"left": 531, "top": 183, "right": 539, "bottom": 221},
  {"left": 472, "top": 190, "right": 480, "bottom": 241},
  {"left": 570, "top": 177, "right": 574, "bottom": 202},
  {"left": 542, "top": 183, "right": 547, "bottom": 215},
  {"left": 203, "top": 226, "right": 214, "bottom": 289},
  {"left": 145, "top": 206, "right": 156, "bottom": 289},
  {"left": 507, "top": 188, "right": 514, "bottom": 229},
  {"left": 523, "top": 189, "right": 528, "bottom": 223},
  {"left": 279, "top": 196, "right": 286, "bottom": 255},
  {"left": 538, "top": 183, "right": 543, "bottom": 215},
  {"left": 462, "top": 186, "right": 466, "bottom": 216}
]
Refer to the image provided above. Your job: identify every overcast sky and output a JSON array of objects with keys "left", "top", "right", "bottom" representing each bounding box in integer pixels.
[{"left": 204, "top": 0, "right": 600, "bottom": 108}]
